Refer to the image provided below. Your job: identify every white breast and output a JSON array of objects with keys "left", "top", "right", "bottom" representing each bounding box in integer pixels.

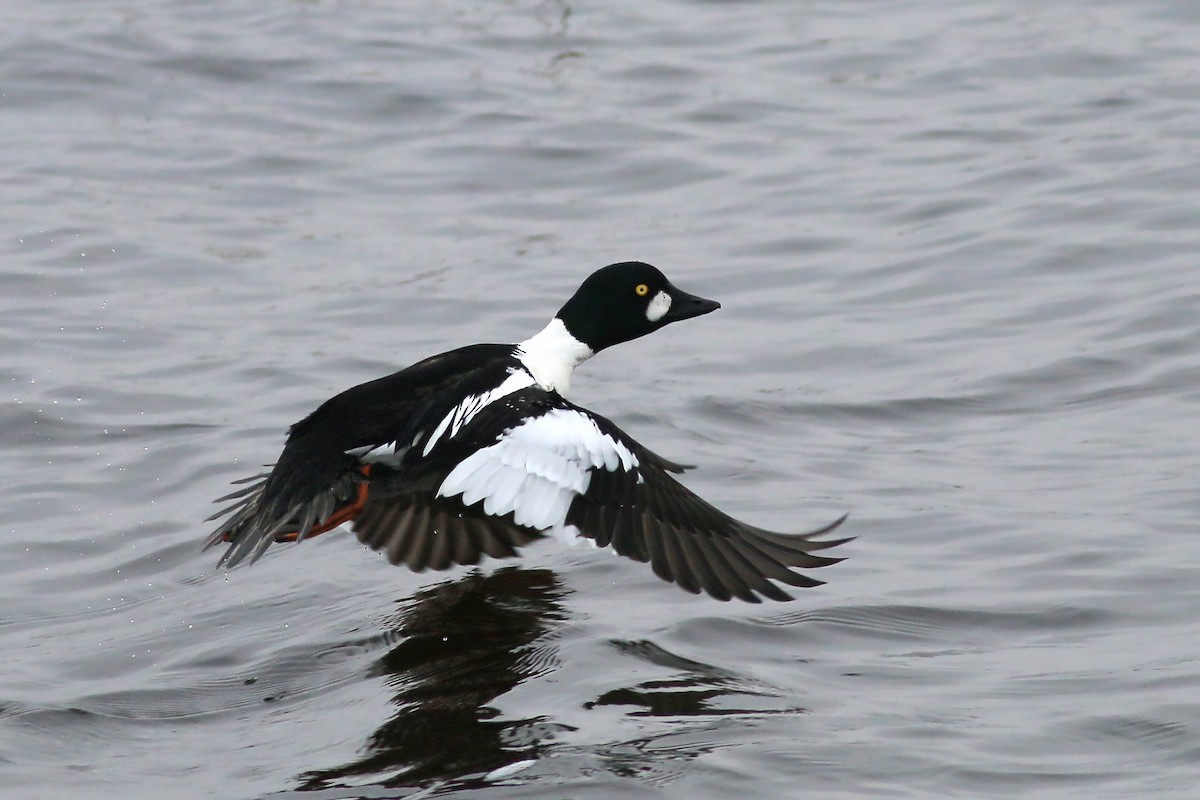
[
  {"left": 436, "top": 408, "right": 639, "bottom": 534},
  {"left": 516, "top": 318, "right": 593, "bottom": 398}
]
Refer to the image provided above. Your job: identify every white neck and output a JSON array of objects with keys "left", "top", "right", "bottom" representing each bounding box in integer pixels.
[{"left": 516, "top": 318, "right": 593, "bottom": 398}]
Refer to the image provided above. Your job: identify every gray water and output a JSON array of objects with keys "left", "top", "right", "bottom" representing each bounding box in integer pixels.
[{"left": 3, "top": 1, "right": 1199, "bottom": 797}]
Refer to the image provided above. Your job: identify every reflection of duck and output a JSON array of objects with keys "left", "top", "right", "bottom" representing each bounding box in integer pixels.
[
  {"left": 295, "top": 566, "right": 807, "bottom": 793},
  {"left": 587, "top": 639, "right": 802, "bottom": 719},
  {"left": 208, "top": 262, "right": 848, "bottom": 600},
  {"left": 297, "top": 567, "right": 571, "bottom": 792}
]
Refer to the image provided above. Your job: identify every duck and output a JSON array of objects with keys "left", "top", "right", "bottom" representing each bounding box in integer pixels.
[{"left": 205, "top": 261, "right": 848, "bottom": 602}]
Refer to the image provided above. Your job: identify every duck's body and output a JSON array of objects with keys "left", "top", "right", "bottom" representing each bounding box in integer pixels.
[{"left": 206, "top": 262, "right": 847, "bottom": 602}]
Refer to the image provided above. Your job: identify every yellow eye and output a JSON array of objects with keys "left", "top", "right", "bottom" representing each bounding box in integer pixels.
[{"left": 635, "top": 284, "right": 649, "bottom": 297}]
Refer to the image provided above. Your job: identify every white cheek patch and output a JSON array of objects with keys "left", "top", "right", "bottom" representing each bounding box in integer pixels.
[{"left": 645, "top": 290, "right": 672, "bottom": 322}]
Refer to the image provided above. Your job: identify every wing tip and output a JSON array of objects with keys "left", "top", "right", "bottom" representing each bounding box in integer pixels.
[{"left": 807, "top": 511, "right": 849, "bottom": 537}]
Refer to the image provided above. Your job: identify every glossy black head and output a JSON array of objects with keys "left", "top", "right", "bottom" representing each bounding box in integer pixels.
[{"left": 556, "top": 261, "right": 720, "bottom": 353}]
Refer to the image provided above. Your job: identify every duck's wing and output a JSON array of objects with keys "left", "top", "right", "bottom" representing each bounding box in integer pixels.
[
  {"left": 348, "top": 468, "right": 547, "bottom": 573},
  {"left": 204, "top": 344, "right": 515, "bottom": 567},
  {"left": 559, "top": 402, "right": 850, "bottom": 602},
  {"left": 351, "top": 389, "right": 849, "bottom": 601}
]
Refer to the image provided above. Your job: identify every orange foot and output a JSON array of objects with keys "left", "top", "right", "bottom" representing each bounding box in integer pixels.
[{"left": 274, "top": 464, "right": 372, "bottom": 543}]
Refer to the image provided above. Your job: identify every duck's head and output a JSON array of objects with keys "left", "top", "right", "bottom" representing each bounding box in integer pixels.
[{"left": 556, "top": 261, "right": 720, "bottom": 353}]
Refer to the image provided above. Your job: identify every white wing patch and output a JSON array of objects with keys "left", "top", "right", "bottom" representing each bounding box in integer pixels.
[
  {"left": 436, "top": 408, "right": 639, "bottom": 533},
  {"left": 422, "top": 369, "right": 536, "bottom": 456},
  {"left": 352, "top": 440, "right": 407, "bottom": 466}
]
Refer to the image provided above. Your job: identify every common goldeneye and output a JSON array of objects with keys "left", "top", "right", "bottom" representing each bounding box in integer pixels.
[{"left": 206, "top": 261, "right": 848, "bottom": 601}]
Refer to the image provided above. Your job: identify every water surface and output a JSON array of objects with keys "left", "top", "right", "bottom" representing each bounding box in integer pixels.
[{"left": 2, "top": 1, "right": 1199, "bottom": 798}]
